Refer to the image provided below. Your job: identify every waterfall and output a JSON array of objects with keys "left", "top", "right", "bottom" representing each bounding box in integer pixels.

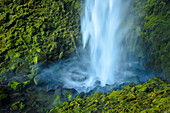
[
  {"left": 81, "top": 0, "right": 133, "bottom": 86},
  {"left": 33, "top": 0, "right": 152, "bottom": 93}
]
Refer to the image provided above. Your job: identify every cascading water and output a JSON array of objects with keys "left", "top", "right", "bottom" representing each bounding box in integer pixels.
[
  {"left": 34, "top": 0, "right": 153, "bottom": 94},
  {"left": 81, "top": 0, "right": 133, "bottom": 86}
]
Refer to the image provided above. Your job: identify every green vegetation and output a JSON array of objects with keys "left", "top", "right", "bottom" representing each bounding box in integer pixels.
[
  {"left": 131, "top": 0, "right": 170, "bottom": 82},
  {"left": 52, "top": 95, "right": 61, "bottom": 106},
  {"left": 8, "top": 80, "right": 30, "bottom": 90},
  {"left": 11, "top": 101, "right": 25, "bottom": 111},
  {"left": 0, "top": 0, "right": 169, "bottom": 112},
  {"left": 8, "top": 81, "right": 22, "bottom": 90},
  {"left": 0, "top": 0, "right": 81, "bottom": 78},
  {"left": 50, "top": 77, "right": 170, "bottom": 113}
]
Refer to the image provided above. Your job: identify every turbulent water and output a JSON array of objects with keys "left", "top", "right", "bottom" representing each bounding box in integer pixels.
[
  {"left": 34, "top": 0, "right": 154, "bottom": 93},
  {"left": 81, "top": 0, "right": 134, "bottom": 86}
]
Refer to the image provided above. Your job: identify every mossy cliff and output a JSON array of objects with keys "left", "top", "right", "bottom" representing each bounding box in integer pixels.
[
  {"left": 49, "top": 77, "right": 170, "bottom": 113},
  {"left": 130, "top": 0, "right": 170, "bottom": 82},
  {"left": 0, "top": 0, "right": 169, "bottom": 81},
  {"left": 0, "top": 0, "right": 81, "bottom": 77},
  {"left": 0, "top": 0, "right": 169, "bottom": 112}
]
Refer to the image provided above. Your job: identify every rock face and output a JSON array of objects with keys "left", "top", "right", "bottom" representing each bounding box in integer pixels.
[
  {"left": 0, "top": 0, "right": 82, "bottom": 77},
  {"left": 49, "top": 77, "right": 170, "bottom": 113},
  {"left": 128, "top": 0, "right": 170, "bottom": 82}
]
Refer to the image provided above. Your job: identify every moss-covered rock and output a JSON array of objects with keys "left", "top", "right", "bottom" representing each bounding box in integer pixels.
[
  {"left": 130, "top": 0, "right": 170, "bottom": 82},
  {"left": 8, "top": 80, "right": 31, "bottom": 91},
  {"left": 10, "top": 101, "right": 25, "bottom": 111},
  {"left": 49, "top": 77, "right": 170, "bottom": 113},
  {"left": 0, "top": 0, "right": 82, "bottom": 78},
  {"left": 8, "top": 81, "right": 22, "bottom": 91}
]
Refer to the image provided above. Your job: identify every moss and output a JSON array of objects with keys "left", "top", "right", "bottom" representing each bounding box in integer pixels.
[
  {"left": 38, "top": 108, "right": 47, "bottom": 113},
  {"left": 52, "top": 95, "right": 61, "bottom": 106},
  {"left": 50, "top": 77, "right": 170, "bottom": 113},
  {"left": 33, "top": 76, "right": 40, "bottom": 85},
  {"left": 7, "top": 79, "right": 30, "bottom": 91},
  {"left": 8, "top": 81, "right": 22, "bottom": 91},
  {"left": 131, "top": 0, "right": 170, "bottom": 81},
  {"left": 0, "top": 0, "right": 82, "bottom": 77},
  {"left": 108, "top": 91, "right": 120, "bottom": 100},
  {"left": 59, "top": 52, "right": 63, "bottom": 60},
  {"left": 23, "top": 80, "right": 30, "bottom": 87},
  {"left": 11, "top": 101, "right": 25, "bottom": 111}
]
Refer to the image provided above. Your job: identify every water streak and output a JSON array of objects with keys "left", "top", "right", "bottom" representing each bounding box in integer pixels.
[{"left": 81, "top": 0, "right": 133, "bottom": 86}]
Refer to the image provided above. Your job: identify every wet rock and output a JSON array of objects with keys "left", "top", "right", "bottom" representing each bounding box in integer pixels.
[
  {"left": 62, "top": 88, "right": 78, "bottom": 98},
  {"left": 46, "top": 82, "right": 63, "bottom": 93},
  {"left": 52, "top": 88, "right": 79, "bottom": 106},
  {"left": 126, "top": 76, "right": 141, "bottom": 84},
  {"left": 105, "top": 84, "right": 119, "bottom": 93},
  {"left": 61, "top": 88, "right": 78, "bottom": 102},
  {"left": 54, "top": 88, "right": 62, "bottom": 96},
  {"left": 76, "top": 92, "right": 87, "bottom": 98},
  {"left": 94, "top": 80, "right": 101, "bottom": 86},
  {"left": 11, "top": 93, "right": 22, "bottom": 99},
  {"left": 71, "top": 72, "right": 88, "bottom": 82},
  {"left": 26, "top": 86, "right": 36, "bottom": 94},
  {"left": 89, "top": 86, "right": 106, "bottom": 94},
  {"left": 8, "top": 75, "right": 29, "bottom": 83},
  {"left": 33, "top": 72, "right": 56, "bottom": 86},
  {"left": 15, "top": 63, "right": 30, "bottom": 75}
]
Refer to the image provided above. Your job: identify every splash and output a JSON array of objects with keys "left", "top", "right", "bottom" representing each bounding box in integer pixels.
[{"left": 81, "top": 0, "right": 133, "bottom": 86}]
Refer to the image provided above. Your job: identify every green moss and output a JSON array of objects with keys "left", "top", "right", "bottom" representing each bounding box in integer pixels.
[
  {"left": 8, "top": 81, "right": 22, "bottom": 91},
  {"left": 59, "top": 52, "right": 63, "bottom": 60},
  {"left": 49, "top": 77, "right": 170, "bottom": 113},
  {"left": 11, "top": 101, "right": 25, "bottom": 111},
  {"left": 38, "top": 108, "right": 47, "bottom": 113},
  {"left": 33, "top": 76, "right": 40, "bottom": 85},
  {"left": 23, "top": 80, "right": 30, "bottom": 87},
  {"left": 68, "top": 94, "right": 72, "bottom": 101},
  {"left": 0, "top": 0, "right": 81, "bottom": 77},
  {"left": 7, "top": 80, "right": 30, "bottom": 91},
  {"left": 52, "top": 95, "right": 61, "bottom": 106},
  {"left": 131, "top": 0, "right": 170, "bottom": 81}
]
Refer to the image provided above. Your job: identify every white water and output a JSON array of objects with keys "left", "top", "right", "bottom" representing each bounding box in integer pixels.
[
  {"left": 31, "top": 0, "right": 155, "bottom": 94},
  {"left": 81, "top": 0, "right": 133, "bottom": 86}
]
